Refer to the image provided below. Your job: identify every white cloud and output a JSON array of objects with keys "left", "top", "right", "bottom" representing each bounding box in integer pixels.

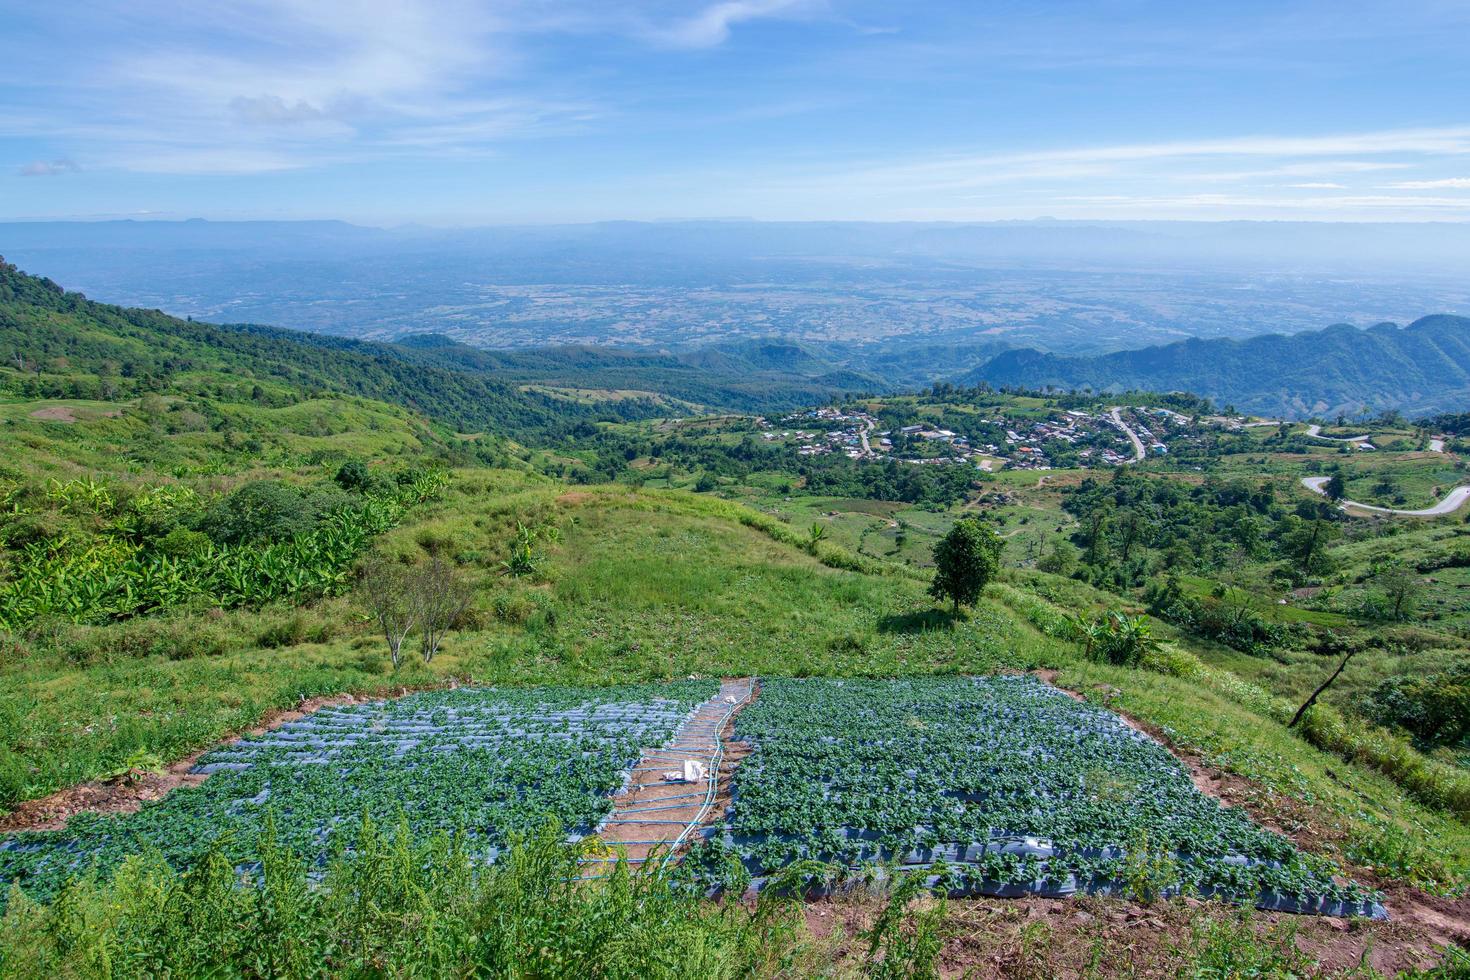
[
  {"left": 642, "top": 0, "right": 822, "bottom": 48},
  {"left": 230, "top": 95, "right": 329, "bottom": 126},
  {"left": 1288, "top": 182, "right": 1347, "bottom": 189},
  {"left": 1387, "top": 177, "right": 1470, "bottom": 189},
  {"left": 17, "top": 159, "right": 78, "bottom": 176}
]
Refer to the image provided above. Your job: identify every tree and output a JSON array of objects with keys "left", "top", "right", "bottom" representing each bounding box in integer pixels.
[
  {"left": 1279, "top": 516, "right": 1339, "bottom": 578},
  {"left": 929, "top": 518, "right": 1003, "bottom": 611},
  {"left": 412, "top": 556, "right": 472, "bottom": 663},
  {"left": 1371, "top": 559, "right": 1417, "bottom": 621},
  {"left": 1323, "top": 473, "right": 1346, "bottom": 501},
  {"left": 360, "top": 556, "right": 416, "bottom": 670},
  {"left": 1036, "top": 540, "right": 1078, "bottom": 576}
]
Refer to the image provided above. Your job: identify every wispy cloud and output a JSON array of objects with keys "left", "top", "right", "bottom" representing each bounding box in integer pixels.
[
  {"left": 1387, "top": 177, "right": 1470, "bottom": 189},
  {"left": 17, "top": 159, "right": 79, "bottom": 177},
  {"left": 0, "top": 0, "right": 600, "bottom": 175},
  {"left": 733, "top": 125, "right": 1470, "bottom": 221},
  {"left": 641, "top": 0, "right": 823, "bottom": 48}
]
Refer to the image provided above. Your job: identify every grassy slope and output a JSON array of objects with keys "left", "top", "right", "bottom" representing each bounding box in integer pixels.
[{"left": 6, "top": 473, "right": 1468, "bottom": 890}]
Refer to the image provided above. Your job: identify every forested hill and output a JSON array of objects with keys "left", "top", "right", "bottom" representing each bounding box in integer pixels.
[
  {"left": 394, "top": 334, "right": 883, "bottom": 413},
  {"left": 0, "top": 258, "right": 667, "bottom": 442},
  {"left": 968, "top": 315, "right": 1470, "bottom": 419}
]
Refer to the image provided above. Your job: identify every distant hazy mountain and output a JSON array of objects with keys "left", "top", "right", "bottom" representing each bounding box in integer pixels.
[
  {"left": 970, "top": 315, "right": 1470, "bottom": 419},
  {"left": 4, "top": 218, "right": 1467, "bottom": 356}
]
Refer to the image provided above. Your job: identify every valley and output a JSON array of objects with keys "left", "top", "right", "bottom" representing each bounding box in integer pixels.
[{"left": 0, "top": 259, "right": 1467, "bottom": 975}]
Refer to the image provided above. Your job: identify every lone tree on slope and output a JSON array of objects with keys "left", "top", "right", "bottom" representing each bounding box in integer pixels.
[{"left": 930, "top": 518, "right": 1004, "bottom": 612}]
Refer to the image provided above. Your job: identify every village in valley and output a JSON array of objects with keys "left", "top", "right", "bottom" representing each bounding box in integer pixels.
[{"left": 762, "top": 403, "right": 1201, "bottom": 472}]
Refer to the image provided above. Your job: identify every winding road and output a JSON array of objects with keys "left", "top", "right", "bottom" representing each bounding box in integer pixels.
[
  {"left": 1108, "top": 407, "right": 1147, "bottom": 464},
  {"left": 1303, "top": 424, "right": 1372, "bottom": 445},
  {"left": 1301, "top": 476, "right": 1470, "bottom": 517}
]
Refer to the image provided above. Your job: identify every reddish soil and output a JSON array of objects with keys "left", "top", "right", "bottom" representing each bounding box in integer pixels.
[
  {"left": 594, "top": 679, "right": 756, "bottom": 866},
  {"left": 804, "top": 891, "right": 1449, "bottom": 978},
  {"left": 28, "top": 406, "right": 77, "bottom": 422}
]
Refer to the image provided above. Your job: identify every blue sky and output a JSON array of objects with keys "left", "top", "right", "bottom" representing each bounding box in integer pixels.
[{"left": 3, "top": 0, "right": 1470, "bottom": 223}]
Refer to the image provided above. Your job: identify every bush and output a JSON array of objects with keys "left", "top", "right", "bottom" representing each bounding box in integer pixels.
[
  {"left": 154, "top": 527, "right": 211, "bottom": 558},
  {"left": 1357, "top": 667, "right": 1470, "bottom": 750},
  {"left": 334, "top": 459, "right": 372, "bottom": 492},
  {"left": 197, "top": 481, "right": 337, "bottom": 546}
]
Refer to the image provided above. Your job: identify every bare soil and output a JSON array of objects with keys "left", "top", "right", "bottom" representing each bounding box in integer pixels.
[
  {"left": 595, "top": 678, "right": 756, "bottom": 865},
  {"left": 27, "top": 406, "right": 77, "bottom": 422},
  {"left": 805, "top": 891, "right": 1449, "bottom": 978}
]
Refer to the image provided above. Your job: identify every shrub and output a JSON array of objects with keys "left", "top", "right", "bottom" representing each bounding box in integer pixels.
[
  {"left": 154, "top": 527, "right": 211, "bottom": 558},
  {"left": 1357, "top": 667, "right": 1470, "bottom": 750},
  {"left": 333, "top": 459, "right": 372, "bottom": 492},
  {"left": 197, "top": 481, "right": 324, "bottom": 546},
  {"left": 0, "top": 823, "right": 824, "bottom": 978}
]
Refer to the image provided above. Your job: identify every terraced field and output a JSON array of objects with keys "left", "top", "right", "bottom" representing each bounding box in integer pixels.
[
  {"left": 699, "top": 677, "right": 1384, "bottom": 918},
  {"left": 0, "top": 681, "right": 717, "bottom": 900}
]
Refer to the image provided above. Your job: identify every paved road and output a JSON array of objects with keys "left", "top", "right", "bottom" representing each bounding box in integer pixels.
[
  {"left": 1303, "top": 424, "right": 1372, "bottom": 444},
  {"left": 1109, "top": 407, "right": 1146, "bottom": 463},
  {"left": 1302, "top": 476, "right": 1470, "bottom": 517},
  {"left": 1429, "top": 437, "right": 1446, "bottom": 453},
  {"left": 859, "top": 418, "right": 873, "bottom": 455}
]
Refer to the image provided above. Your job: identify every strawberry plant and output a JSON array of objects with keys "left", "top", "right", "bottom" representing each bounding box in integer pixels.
[
  {"left": 697, "top": 676, "right": 1383, "bottom": 918},
  {"left": 0, "top": 680, "right": 718, "bottom": 902}
]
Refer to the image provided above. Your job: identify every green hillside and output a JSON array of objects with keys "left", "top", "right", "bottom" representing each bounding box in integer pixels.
[
  {"left": 394, "top": 333, "right": 885, "bottom": 412},
  {"left": 0, "top": 258, "right": 669, "bottom": 448},
  {"left": 1, "top": 261, "right": 1468, "bottom": 975}
]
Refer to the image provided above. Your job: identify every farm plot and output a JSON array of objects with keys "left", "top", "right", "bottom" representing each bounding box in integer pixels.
[
  {"left": 0, "top": 680, "right": 717, "bottom": 901},
  {"left": 700, "top": 677, "right": 1383, "bottom": 917}
]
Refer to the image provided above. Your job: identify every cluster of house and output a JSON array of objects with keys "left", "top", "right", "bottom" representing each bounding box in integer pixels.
[{"left": 762, "top": 404, "right": 1197, "bottom": 472}]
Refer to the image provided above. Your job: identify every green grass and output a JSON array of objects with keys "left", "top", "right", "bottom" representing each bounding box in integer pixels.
[{"left": 0, "top": 474, "right": 1059, "bottom": 813}]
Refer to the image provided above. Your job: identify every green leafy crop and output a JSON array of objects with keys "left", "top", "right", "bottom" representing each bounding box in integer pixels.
[
  {"left": 696, "top": 676, "right": 1382, "bottom": 917},
  {"left": 0, "top": 680, "right": 717, "bottom": 902}
]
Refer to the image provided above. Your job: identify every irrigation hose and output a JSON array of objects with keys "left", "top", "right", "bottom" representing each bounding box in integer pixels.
[{"left": 658, "top": 679, "right": 756, "bottom": 871}]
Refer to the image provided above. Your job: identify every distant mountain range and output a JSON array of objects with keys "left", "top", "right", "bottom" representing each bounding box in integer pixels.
[
  {"left": 969, "top": 315, "right": 1470, "bottom": 419},
  {"left": 5, "top": 252, "right": 1470, "bottom": 422}
]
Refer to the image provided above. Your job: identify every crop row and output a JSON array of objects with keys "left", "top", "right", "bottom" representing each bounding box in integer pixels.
[
  {"left": 694, "top": 676, "right": 1383, "bottom": 918},
  {"left": 0, "top": 680, "right": 718, "bottom": 901}
]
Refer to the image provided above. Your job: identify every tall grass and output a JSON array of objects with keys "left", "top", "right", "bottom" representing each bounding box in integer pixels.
[{"left": 0, "top": 820, "right": 829, "bottom": 979}]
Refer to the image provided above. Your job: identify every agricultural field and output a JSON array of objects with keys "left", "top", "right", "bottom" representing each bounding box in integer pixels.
[
  {"left": 0, "top": 680, "right": 717, "bottom": 900},
  {"left": 701, "top": 677, "right": 1383, "bottom": 917}
]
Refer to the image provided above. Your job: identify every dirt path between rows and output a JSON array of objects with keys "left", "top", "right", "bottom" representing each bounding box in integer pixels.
[
  {"left": 1031, "top": 669, "right": 1469, "bottom": 968},
  {"left": 590, "top": 678, "right": 756, "bottom": 870}
]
